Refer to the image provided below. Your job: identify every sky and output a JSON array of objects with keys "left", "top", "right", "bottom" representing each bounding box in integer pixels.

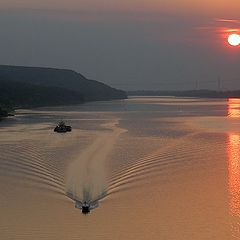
[{"left": 0, "top": 1, "right": 240, "bottom": 90}]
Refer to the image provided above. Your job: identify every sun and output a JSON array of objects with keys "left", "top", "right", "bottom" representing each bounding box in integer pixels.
[{"left": 228, "top": 34, "right": 240, "bottom": 46}]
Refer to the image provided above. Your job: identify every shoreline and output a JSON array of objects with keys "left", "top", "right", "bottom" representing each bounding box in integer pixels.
[
  {"left": 0, "top": 97, "right": 128, "bottom": 120},
  {"left": 127, "top": 90, "right": 240, "bottom": 99}
]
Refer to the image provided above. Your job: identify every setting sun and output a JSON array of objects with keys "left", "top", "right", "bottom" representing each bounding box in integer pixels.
[{"left": 228, "top": 33, "right": 240, "bottom": 46}]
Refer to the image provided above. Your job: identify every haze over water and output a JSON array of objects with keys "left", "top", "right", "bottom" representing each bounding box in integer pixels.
[
  {"left": 1, "top": 0, "right": 240, "bottom": 90},
  {"left": 1, "top": 97, "right": 240, "bottom": 239}
]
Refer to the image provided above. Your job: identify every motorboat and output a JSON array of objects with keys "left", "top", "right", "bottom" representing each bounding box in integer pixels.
[
  {"left": 75, "top": 200, "right": 91, "bottom": 214},
  {"left": 54, "top": 121, "right": 72, "bottom": 133},
  {"left": 66, "top": 192, "right": 100, "bottom": 214},
  {"left": 81, "top": 201, "right": 90, "bottom": 214}
]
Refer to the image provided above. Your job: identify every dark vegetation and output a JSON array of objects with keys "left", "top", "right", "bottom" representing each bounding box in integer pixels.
[
  {"left": 0, "top": 65, "right": 127, "bottom": 115},
  {"left": 0, "top": 107, "right": 8, "bottom": 118},
  {"left": 0, "top": 79, "right": 84, "bottom": 108},
  {"left": 128, "top": 90, "right": 240, "bottom": 98}
]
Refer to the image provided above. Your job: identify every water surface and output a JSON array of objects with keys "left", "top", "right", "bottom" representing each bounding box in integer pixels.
[{"left": 0, "top": 97, "right": 239, "bottom": 239}]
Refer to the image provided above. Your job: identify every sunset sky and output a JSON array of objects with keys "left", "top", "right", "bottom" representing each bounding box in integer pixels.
[{"left": 1, "top": 1, "right": 240, "bottom": 90}]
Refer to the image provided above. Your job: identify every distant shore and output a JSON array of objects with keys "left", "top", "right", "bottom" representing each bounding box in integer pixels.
[{"left": 127, "top": 90, "right": 240, "bottom": 98}]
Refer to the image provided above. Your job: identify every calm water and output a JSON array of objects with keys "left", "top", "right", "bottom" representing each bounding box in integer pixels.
[{"left": 1, "top": 96, "right": 240, "bottom": 239}]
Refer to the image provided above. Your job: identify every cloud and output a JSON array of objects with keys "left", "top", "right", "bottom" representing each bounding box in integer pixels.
[
  {"left": 195, "top": 18, "right": 240, "bottom": 36},
  {"left": 214, "top": 18, "right": 240, "bottom": 24}
]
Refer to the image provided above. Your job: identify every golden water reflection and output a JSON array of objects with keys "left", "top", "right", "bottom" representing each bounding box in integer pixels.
[
  {"left": 228, "top": 98, "right": 240, "bottom": 118},
  {"left": 228, "top": 98, "right": 240, "bottom": 237},
  {"left": 228, "top": 133, "right": 240, "bottom": 217}
]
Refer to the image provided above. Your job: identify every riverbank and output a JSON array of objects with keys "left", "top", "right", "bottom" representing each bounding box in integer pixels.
[{"left": 0, "top": 108, "right": 10, "bottom": 118}]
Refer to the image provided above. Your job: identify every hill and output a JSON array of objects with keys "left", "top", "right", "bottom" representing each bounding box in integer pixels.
[
  {"left": 0, "top": 79, "right": 85, "bottom": 109},
  {"left": 0, "top": 65, "right": 127, "bottom": 102}
]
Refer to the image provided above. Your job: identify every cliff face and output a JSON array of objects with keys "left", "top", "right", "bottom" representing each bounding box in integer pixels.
[{"left": 0, "top": 65, "right": 127, "bottom": 102}]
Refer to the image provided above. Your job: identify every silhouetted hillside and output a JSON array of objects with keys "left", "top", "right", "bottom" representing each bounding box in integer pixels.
[
  {"left": 0, "top": 65, "right": 127, "bottom": 101},
  {"left": 0, "top": 107, "right": 8, "bottom": 118},
  {"left": 0, "top": 79, "right": 84, "bottom": 108}
]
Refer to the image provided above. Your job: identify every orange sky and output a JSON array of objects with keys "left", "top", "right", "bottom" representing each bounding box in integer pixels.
[
  {"left": 0, "top": 0, "right": 240, "bottom": 90},
  {"left": 1, "top": 0, "right": 240, "bottom": 15}
]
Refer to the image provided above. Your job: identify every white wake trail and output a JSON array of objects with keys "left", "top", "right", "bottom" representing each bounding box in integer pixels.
[{"left": 66, "top": 119, "right": 126, "bottom": 205}]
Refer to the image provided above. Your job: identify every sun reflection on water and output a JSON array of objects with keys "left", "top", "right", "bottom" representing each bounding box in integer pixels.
[
  {"left": 227, "top": 98, "right": 240, "bottom": 237},
  {"left": 228, "top": 98, "right": 240, "bottom": 118},
  {"left": 228, "top": 133, "right": 240, "bottom": 216}
]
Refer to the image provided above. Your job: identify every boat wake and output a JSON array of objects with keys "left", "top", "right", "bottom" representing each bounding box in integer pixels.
[
  {"left": 65, "top": 119, "right": 126, "bottom": 212},
  {"left": 66, "top": 190, "right": 106, "bottom": 214}
]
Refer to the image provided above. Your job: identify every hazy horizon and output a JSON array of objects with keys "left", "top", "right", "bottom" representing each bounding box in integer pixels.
[{"left": 0, "top": 2, "right": 240, "bottom": 90}]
